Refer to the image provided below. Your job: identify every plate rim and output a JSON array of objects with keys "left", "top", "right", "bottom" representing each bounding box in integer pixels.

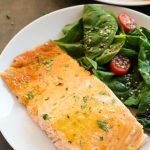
[
  {"left": 0, "top": 4, "right": 150, "bottom": 150},
  {"left": 95, "top": 0, "right": 150, "bottom": 6}
]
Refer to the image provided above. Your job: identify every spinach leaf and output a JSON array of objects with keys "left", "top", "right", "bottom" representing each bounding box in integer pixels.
[
  {"left": 124, "top": 95, "right": 139, "bottom": 107},
  {"left": 118, "top": 48, "right": 138, "bottom": 58},
  {"left": 141, "top": 27, "right": 150, "bottom": 42},
  {"left": 83, "top": 4, "right": 118, "bottom": 59},
  {"left": 55, "top": 42, "right": 84, "bottom": 58},
  {"left": 125, "top": 27, "right": 149, "bottom": 49},
  {"left": 78, "top": 57, "right": 97, "bottom": 70},
  {"left": 138, "top": 91, "right": 150, "bottom": 115},
  {"left": 138, "top": 41, "right": 150, "bottom": 87},
  {"left": 96, "top": 37, "right": 125, "bottom": 65},
  {"left": 92, "top": 69, "right": 115, "bottom": 82},
  {"left": 55, "top": 19, "right": 83, "bottom": 43},
  {"left": 137, "top": 117, "right": 150, "bottom": 132}
]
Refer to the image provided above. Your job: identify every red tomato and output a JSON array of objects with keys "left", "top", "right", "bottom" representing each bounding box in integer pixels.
[
  {"left": 118, "top": 12, "right": 136, "bottom": 32},
  {"left": 110, "top": 55, "right": 131, "bottom": 75}
]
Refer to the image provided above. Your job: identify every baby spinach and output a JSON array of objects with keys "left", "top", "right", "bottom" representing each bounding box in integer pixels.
[
  {"left": 83, "top": 5, "right": 118, "bottom": 59},
  {"left": 138, "top": 91, "right": 150, "bottom": 115},
  {"left": 56, "top": 19, "right": 83, "bottom": 43},
  {"left": 55, "top": 19, "right": 84, "bottom": 58},
  {"left": 96, "top": 37, "right": 125, "bottom": 65},
  {"left": 137, "top": 117, "right": 150, "bottom": 132},
  {"left": 138, "top": 42, "right": 150, "bottom": 87},
  {"left": 78, "top": 57, "right": 97, "bottom": 70}
]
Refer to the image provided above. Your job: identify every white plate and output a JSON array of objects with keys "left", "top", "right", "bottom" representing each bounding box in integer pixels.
[
  {"left": 0, "top": 4, "right": 150, "bottom": 150},
  {"left": 95, "top": 0, "right": 150, "bottom": 6}
]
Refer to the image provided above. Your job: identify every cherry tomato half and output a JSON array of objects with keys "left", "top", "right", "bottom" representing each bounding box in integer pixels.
[
  {"left": 118, "top": 12, "right": 136, "bottom": 32},
  {"left": 110, "top": 55, "right": 131, "bottom": 75}
]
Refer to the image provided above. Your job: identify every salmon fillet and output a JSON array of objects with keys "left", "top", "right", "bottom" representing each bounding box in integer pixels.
[{"left": 1, "top": 41, "right": 146, "bottom": 150}]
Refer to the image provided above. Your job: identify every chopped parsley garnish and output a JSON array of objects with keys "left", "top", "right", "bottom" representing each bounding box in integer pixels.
[
  {"left": 42, "top": 114, "right": 49, "bottom": 120},
  {"left": 64, "top": 64, "right": 69, "bottom": 67},
  {"left": 65, "top": 87, "right": 69, "bottom": 91},
  {"left": 26, "top": 91, "right": 34, "bottom": 99},
  {"left": 99, "top": 91, "right": 106, "bottom": 95},
  {"left": 83, "top": 96, "right": 88, "bottom": 102},
  {"left": 56, "top": 82, "right": 63, "bottom": 86},
  {"left": 96, "top": 120, "right": 109, "bottom": 132},
  {"left": 81, "top": 103, "right": 87, "bottom": 110},
  {"left": 57, "top": 76, "right": 63, "bottom": 80},
  {"left": 99, "top": 136, "right": 104, "bottom": 141},
  {"left": 81, "top": 96, "right": 89, "bottom": 110},
  {"left": 80, "top": 140, "right": 85, "bottom": 146},
  {"left": 45, "top": 97, "right": 49, "bottom": 101},
  {"left": 68, "top": 140, "right": 72, "bottom": 144},
  {"left": 66, "top": 114, "right": 70, "bottom": 119},
  {"left": 89, "top": 107, "right": 92, "bottom": 112},
  {"left": 43, "top": 60, "right": 50, "bottom": 65},
  {"left": 35, "top": 56, "right": 40, "bottom": 63},
  {"left": 7, "top": 73, "right": 14, "bottom": 78}
]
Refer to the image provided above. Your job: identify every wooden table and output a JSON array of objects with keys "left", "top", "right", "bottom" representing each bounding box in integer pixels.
[{"left": 0, "top": 0, "right": 149, "bottom": 149}]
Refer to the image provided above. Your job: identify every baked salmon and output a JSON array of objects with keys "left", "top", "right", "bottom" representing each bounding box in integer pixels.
[{"left": 1, "top": 41, "right": 146, "bottom": 150}]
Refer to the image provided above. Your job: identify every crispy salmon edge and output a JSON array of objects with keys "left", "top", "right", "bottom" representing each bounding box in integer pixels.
[{"left": 0, "top": 41, "right": 149, "bottom": 150}]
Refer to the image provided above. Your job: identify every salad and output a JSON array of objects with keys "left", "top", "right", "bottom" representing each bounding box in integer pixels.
[{"left": 55, "top": 4, "right": 150, "bottom": 132}]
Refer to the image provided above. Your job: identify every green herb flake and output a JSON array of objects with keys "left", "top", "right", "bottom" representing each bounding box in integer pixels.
[
  {"left": 65, "top": 87, "right": 69, "bottom": 91},
  {"left": 99, "top": 91, "right": 106, "bottom": 95},
  {"left": 7, "top": 73, "right": 14, "bottom": 78},
  {"left": 73, "top": 95, "right": 79, "bottom": 101},
  {"left": 99, "top": 136, "right": 104, "bottom": 141},
  {"left": 60, "top": 95, "right": 65, "bottom": 99},
  {"left": 89, "top": 107, "right": 92, "bottom": 112},
  {"left": 26, "top": 91, "right": 34, "bottom": 100},
  {"left": 56, "top": 82, "right": 63, "bottom": 86},
  {"left": 81, "top": 103, "right": 87, "bottom": 110},
  {"left": 42, "top": 114, "right": 49, "bottom": 120},
  {"left": 6, "top": 14, "right": 11, "bottom": 20},
  {"left": 68, "top": 140, "right": 72, "bottom": 144},
  {"left": 109, "top": 125, "right": 113, "bottom": 129},
  {"left": 45, "top": 97, "right": 49, "bottom": 101},
  {"left": 57, "top": 76, "right": 63, "bottom": 80},
  {"left": 66, "top": 114, "right": 70, "bottom": 119},
  {"left": 83, "top": 96, "right": 88, "bottom": 102},
  {"left": 64, "top": 64, "right": 69, "bottom": 67},
  {"left": 43, "top": 60, "right": 49, "bottom": 65},
  {"left": 96, "top": 120, "right": 109, "bottom": 132},
  {"left": 80, "top": 140, "right": 85, "bottom": 146}
]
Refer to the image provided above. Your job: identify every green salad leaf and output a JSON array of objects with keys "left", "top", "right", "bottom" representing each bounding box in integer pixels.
[
  {"left": 83, "top": 5, "right": 118, "bottom": 59},
  {"left": 78, "top": 57, "right": 97, "bottom": 70},
  {"left": 137, "top": 117, "right": 150, "bottom": 132},
  {"left": 138, "top": 42, "right": 150, "bottom": 87}
]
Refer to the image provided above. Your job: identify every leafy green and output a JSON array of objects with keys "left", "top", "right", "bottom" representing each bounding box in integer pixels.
[
  {"left": 83, "top": 5, "right": 118, "bottom": 59},
  {"left": 138, "top": 42, "right": 150, "bottom": 87},
  {"left": 124, "top": 95, "right": 139, "bottom": 107},
  {"left": 96, "top": 37, "right": 125, "bottom": 65},
  {"left": 78, "top": 57, "right": 97, "bottom": 70},
  {"left": 118, "top": 48, "right": 138, "bottom": 58},
  {"left": 92, "top": 69, "right": 115, "bottom": 82},
  {"left": 56, "top": 19, "right": 83, "bottom": 43},
  {"left": 138, "top": 91, "right": 150, "bottom": 115},
  {"left": 137, "top": 117, "right": 150, "bottom": 132},
  {"left": 55, "top": 42, "right": 84, "bottom": 58},
  {"left": 55, "top": 19, "right": 84, "bottom": 58},
  {"left": 141, "top": 27, "right": 150, "bottom": 42}
]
